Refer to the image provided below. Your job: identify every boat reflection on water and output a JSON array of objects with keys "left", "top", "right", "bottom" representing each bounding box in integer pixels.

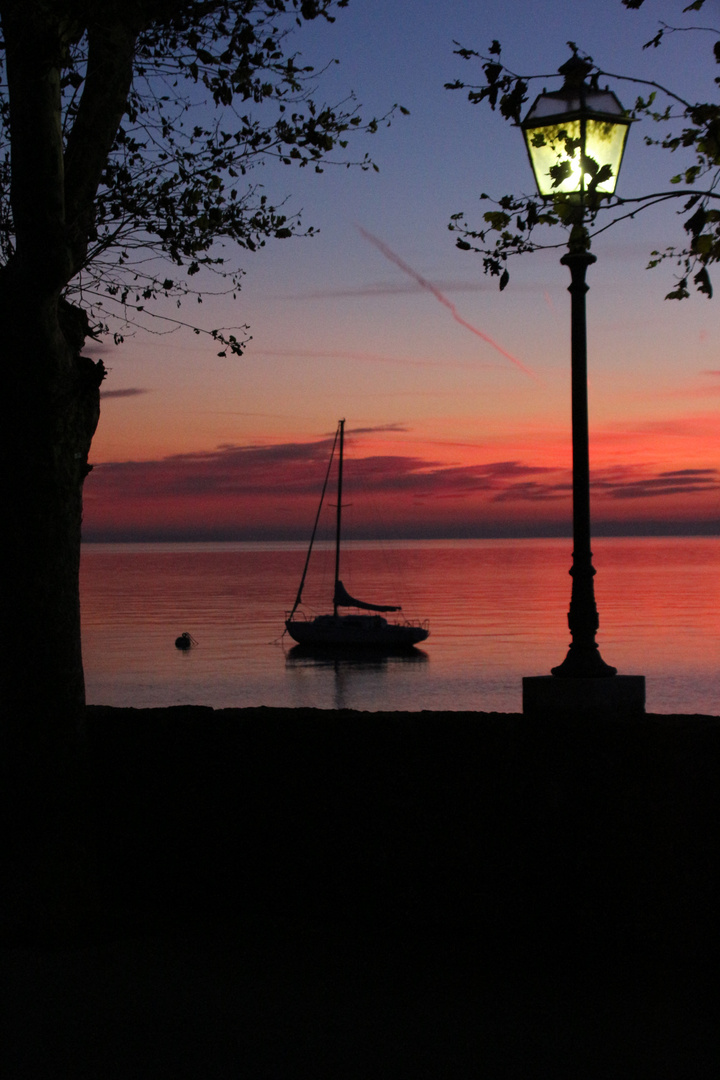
[
  {"left": 286, "top": 644, "right": 429, "bottom": 668},
  {"left": 285, "top": 644, "right": 429, "bottom": 711}
]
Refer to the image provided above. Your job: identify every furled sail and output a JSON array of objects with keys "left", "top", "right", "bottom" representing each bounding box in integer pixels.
[{"left": 334, "top": 579, "right": 401, "bottom": 613}]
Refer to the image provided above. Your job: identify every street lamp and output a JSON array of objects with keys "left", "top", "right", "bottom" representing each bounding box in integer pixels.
[
  {"left": 519, "top": 54, "right": 643, "bottom": 708},
  {"left": 521, "top": 53, "right": 630, "bottom": 203}
]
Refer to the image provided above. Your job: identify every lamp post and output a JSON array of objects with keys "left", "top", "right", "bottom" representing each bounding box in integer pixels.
[{"left": 519, "top": 54, "right": 644, "bottom": 713}]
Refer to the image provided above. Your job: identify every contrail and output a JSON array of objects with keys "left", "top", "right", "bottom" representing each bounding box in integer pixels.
[{"left": 357, "top": 225, "right": 537, "bottom": 379}]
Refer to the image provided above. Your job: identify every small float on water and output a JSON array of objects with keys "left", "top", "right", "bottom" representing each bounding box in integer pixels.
[{"left": 175, "top": 632, "right": 197, "bottom": 650}]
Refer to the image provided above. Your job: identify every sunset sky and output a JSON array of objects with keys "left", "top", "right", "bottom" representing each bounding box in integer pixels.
[{"left": 82, "top": 0, "right": 720, "bottom": 542}]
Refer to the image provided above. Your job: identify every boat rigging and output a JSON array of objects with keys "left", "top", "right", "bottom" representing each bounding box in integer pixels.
[{"left": 285, "top": 419, "right": 430, "bottom": 651}]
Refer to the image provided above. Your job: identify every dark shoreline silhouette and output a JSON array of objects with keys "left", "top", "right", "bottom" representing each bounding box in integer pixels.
[{"left": 3, "top": 705, "right": 719, "bottom": 1076}]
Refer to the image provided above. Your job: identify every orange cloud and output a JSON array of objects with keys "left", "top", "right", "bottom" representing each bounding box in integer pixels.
[{"left": 82, "top": 433, "right": 720, "bottom": 542}]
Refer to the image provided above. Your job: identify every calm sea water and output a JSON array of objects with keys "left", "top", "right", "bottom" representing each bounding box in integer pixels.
[{"left": 80, "top": 538, "right": 720, "bottom": 715}]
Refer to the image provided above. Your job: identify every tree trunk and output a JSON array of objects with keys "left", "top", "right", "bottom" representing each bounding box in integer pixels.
[
  {"left": 0, "top": 6, "right": 135, "bottom": 756},
  {"left": 0, "top": 286, "right": 103, "bottom": 940},
  {"left": 0, "top": 286, "right": 103, "bottom": 768}
]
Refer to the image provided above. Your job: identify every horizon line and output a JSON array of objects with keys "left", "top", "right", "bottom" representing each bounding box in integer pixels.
[{"left": 82, "top": 525, "right": 720, "bottom": 544}]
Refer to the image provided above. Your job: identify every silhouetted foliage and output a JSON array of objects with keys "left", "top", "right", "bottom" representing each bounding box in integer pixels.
[
  {"left": 0, "top": 1, "right": 401, "bottom": 729},
  {"left": 446, "top": 0, "right": 720, "bottom": 300},
  {"left": 0, "top": 0, "right": 402, "bottom": 353}
]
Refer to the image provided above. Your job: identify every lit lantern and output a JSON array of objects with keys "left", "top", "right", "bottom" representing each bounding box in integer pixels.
[
  {"left": 517, "top": 53, "right": 646, "bottom": 708},
  {"left": 520, "top": 54, "right": 630, "bottom": 199}
]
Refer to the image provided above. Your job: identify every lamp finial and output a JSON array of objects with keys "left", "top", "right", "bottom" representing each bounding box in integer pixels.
[{"left": 558, "top": 52, "right": 593, "bottom": 88}]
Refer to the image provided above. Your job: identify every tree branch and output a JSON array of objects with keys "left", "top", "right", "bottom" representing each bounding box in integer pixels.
[
  {"left": 64, "top": 16, "right": 139, "bottom": 276},
  {"left": 1, "top": 2, "right": 71, "bottom": 291},
  {"left": 595, "top": 68, "right": 694, "bottom": 110}
]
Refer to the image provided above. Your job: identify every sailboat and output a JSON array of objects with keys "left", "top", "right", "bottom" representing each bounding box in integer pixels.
[{"left": 285, "top": 419, "right": 430, "bottom": 651}]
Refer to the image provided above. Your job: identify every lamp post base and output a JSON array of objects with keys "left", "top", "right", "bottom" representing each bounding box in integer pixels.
[
  {"left": 523, "top": 674, "right": 645, "bottom": 720},
  {"left": 551, "top": 645, "right": 617, "bottom": 678}
]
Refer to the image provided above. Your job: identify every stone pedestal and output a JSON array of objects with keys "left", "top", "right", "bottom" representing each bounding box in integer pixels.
[{"left": 523, "top": 675, "right": 646, "bottom": 720}]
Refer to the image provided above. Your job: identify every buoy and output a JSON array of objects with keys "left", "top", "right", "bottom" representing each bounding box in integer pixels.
[{"left": 175, "top": 632, "right": 197, "bottom": 650}]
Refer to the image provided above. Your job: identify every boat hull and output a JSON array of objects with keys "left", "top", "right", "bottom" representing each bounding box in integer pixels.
[{"left": 285, "top": 613, "right": 429, "bottom": 651}]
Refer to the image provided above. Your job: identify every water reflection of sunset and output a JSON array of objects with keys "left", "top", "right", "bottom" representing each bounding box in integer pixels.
[{"left": 80, "top": 538, "right": 720, "bottom": 715}]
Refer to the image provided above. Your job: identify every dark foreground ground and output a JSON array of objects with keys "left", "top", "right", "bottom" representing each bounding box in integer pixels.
[{"left": 2, "top": 706, "right": 720, "bottom": 1077}]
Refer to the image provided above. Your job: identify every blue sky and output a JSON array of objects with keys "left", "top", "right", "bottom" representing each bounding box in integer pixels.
[{"left": 84, "top": 0, "right": 720, "bottom": 540}]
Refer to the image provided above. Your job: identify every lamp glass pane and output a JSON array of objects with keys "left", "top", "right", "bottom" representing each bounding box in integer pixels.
[{"left": 525, "top": 117, "right": 628, "bottom": 196}]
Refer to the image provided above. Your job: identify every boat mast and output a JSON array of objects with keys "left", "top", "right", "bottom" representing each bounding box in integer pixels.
[
  {"left": 287, "top": 423, "right": 340, "bottom": 621},
  {"left": 333, "top": 418, "right": 345, "bottom": 616}
]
